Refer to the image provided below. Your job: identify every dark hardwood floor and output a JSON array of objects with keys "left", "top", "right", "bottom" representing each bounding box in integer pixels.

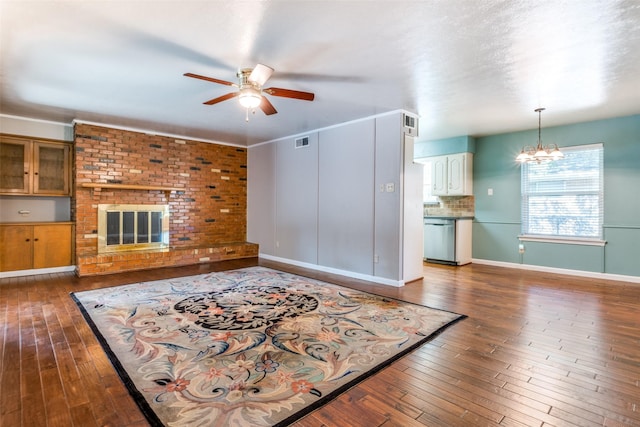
[{"left": 1, "top": 258, "right": 639, "bottom": 426}]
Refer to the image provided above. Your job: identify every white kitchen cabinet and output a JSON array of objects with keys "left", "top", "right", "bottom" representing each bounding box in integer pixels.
[
  {"left": 455, "top": 219, "right": 472, "bottom": 265},
  {"left": 431, "top": 156, "right": 447, "bottom": 195},
  {"left": 431, "top": 153, "right": 473, "bottom": 196}
]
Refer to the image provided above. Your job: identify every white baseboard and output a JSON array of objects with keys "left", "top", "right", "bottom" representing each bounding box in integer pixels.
[
  {"left": 0, "top": 265, "right": 76, "bottom": 279},
  {"left": 472, "top": 258, "right": 640, "bottom": 284},
  {"left": 259, "top": 254, "right": 405, "bottom": 287}
]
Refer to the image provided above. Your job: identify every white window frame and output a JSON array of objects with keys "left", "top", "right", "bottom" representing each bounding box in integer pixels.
[
  {"left": 421, "top": 161, "right": 440, "bottom": 205},
  {"left": 520, "top": 143, "right": 605, "bottom": 245}
]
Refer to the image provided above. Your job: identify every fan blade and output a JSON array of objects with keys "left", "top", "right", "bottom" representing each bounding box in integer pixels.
[
  {"left": 263, "top": 87, "right": 315, "bottom": 101},
  {"left": 259, "top": 96, "right": 278, "bottom": 115},
  {"left": 203, "top": 92, "right": 239, "bottom": 105},
  {"left": 184, "top": 73, "right": 236, "bottom": 87},
  {"left": 274, "top": 72, "right": 365, "bottom": 82},
  {"left": 249, "top": 63, "right": 274, "bottom": 86}
]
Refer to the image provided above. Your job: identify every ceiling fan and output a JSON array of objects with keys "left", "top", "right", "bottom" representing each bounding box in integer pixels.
[{"left": 184, "top": 64, "right": 315, "bottom": 117}]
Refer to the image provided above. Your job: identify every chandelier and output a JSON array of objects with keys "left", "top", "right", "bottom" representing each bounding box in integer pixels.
[{"left": 516, "top": 108, "right": 564, "bottom": 163}]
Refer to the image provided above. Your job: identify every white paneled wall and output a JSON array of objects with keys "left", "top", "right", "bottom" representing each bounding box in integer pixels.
[
  {"left": 248, "top": 111, "right": 422, "bottom": 286},
  {"left": 318, "top": 119, "right": 375, "bottom": 275},
  {"left": 275, "top": 133, "right": 319, "bottom": 264}
]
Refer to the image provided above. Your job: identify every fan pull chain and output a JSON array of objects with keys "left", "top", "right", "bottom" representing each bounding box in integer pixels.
[{"left": 245, "top": 108, "right": 257, "bottom": 122}]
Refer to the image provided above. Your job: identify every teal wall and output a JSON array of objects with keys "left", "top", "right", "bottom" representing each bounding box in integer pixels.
[
  {"left": 473, "top": 114, "right": 640, "bottom": 277},
  {"left": 415, "top": 135, "right": 476, "bottom": 158}
]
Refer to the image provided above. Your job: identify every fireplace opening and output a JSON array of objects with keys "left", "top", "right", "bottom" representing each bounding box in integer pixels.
[{"left": 98, "top": 204, "right": 169, "bottom": 253}]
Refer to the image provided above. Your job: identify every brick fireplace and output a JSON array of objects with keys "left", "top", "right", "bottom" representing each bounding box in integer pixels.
[{"left": 73, "top": 123, "right": 258, "bottom": 276}]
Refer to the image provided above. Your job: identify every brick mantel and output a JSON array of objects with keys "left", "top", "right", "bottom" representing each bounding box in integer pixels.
[{"left": 73, "top": 123, "right": 257, "bottom": 275}]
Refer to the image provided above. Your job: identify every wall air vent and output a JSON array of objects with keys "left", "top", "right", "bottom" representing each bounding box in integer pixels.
[
  {"left": 403, "top": 114, "right": 418, "bottom": 136},
  {"left": 295, "top": 136, "right": 310, "bottom": 148}
]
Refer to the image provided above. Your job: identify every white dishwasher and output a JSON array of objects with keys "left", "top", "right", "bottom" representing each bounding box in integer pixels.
[{"left": 423, "top": 218, "right": 456, "bottom": 264}]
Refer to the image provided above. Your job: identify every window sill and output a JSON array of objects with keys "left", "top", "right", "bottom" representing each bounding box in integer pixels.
[{"left": 518, "top": 235, "right": 606, "bottom": 246}]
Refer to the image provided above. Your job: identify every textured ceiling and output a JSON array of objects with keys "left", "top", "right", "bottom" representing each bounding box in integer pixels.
[{"left": 1, "top": 0, "right": 639, "bottom": 146}]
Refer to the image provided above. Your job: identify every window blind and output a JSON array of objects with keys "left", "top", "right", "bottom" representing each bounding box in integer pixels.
[{"left": 521, "top": 143, "right": 603, "bottom": 239}]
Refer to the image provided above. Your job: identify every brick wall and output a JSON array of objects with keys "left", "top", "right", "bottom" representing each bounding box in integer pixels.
[{"left": 73, "top": 123, "right": 257, "bottom": 275}]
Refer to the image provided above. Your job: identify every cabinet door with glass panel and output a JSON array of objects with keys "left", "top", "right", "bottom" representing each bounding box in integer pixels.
[
  {"left": 0, "top": 136, "right": 30, "bottom": 194},
  {"left": 33, "top": 141, "right": 71, "bottom": 195},
  {"left": 0, "top": 134, "right": 72, "bottom": 196}
]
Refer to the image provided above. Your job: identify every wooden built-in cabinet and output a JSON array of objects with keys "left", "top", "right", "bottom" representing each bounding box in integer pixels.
[
  {"left": 0, "top": 134, "right": 72, "bottom": 196},
  {"left": 0, "top": 222, "right": 73, "bottom": 271}
]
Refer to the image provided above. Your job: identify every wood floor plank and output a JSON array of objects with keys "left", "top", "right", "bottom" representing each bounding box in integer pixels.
[
  {"left": 359, "top": 387, "right": 423, "bottom": 423},
  {"left": 307, "top": 390, "right": 388, "bottom": 427},
  {"left": 403, "top": 366, "right": 556, "bottom": 427},
  {"left": 40, "top": 367, "right": 73, "bottom": 427},
  {"left": 2, "top": 259, "right": 640, "bottom": 427},
  {"left": 1, "top": 327, "right": 21, "bottom": 416},
  {"left": 379, "top": 366, "right": 507, "bottom": 424}
]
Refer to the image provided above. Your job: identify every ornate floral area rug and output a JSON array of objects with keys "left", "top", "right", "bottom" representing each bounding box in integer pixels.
[{"left": 72, "top": 266, "right": 465, "bottom": 426}]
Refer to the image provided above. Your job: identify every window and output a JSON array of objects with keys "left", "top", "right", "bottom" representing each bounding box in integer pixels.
[
  {"left": 521, "top": 143, "right": 603, "bottom": 240},
  {"left": 421, "top": 161, "right": 439, "bottom": 204}
]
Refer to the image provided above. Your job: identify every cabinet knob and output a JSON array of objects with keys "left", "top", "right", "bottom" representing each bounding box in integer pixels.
[
  {"left": 34, "top": 172, "right": 39, "bottom": 176},
  {"left": 26, "top": 239, "right": 30, "bottom": 242},
  {"left": 24, "top": 171, "right": 29, "bottom": 175},
  {"left": 34, "top": 238, "right": 39, "bottom": 242}
]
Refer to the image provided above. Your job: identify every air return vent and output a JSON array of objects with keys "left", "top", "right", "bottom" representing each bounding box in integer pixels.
[
  {"left": 295, "top": 136, "right": 310, "bottom": 148},
  {"left": 403, "top": 114, "right": 418, "bottom": 136}
]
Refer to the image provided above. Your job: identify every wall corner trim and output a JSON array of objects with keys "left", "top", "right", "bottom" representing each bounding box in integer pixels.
[
  {"left": 259, "top": 254, "right": 405, "bottom": 287},
  {"left": 471, "top": 258, "right": 640, "bottom": 284},
  {"left": 72, "top": 119, "right": 244, "bottom": 148},
  {"left": 0, "top": 265, "right": 76, "bottom": 279}
]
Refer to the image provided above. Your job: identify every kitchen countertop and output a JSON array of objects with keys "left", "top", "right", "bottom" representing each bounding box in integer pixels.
[{"left": 424, "top": 216, "right": 474, "bottom": 220}]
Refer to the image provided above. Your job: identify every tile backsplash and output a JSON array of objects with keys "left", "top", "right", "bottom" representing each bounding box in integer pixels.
[{"left": 424, "top": 195, "right": 475, "bottom": 217}]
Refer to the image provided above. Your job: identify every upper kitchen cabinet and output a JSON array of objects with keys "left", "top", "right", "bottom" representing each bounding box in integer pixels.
[
  {"left": 432, "top": 152, "right": 473, "bottom": 196},
  {"left": 0, "top": 134, "right": 72, "bottom": 196}
]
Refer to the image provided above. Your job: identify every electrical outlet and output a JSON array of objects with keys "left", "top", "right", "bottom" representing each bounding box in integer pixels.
[{"left": 518, "top": 243, "right": 525, "bottom": 254}]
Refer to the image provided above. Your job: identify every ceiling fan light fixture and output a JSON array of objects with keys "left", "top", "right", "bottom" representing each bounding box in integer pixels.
[
  {"left": 184, "top": 63, "right": 315, "bottom": 118},
  {"left": 238, "top": 87, "right": 262, "bottom": 109}
]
